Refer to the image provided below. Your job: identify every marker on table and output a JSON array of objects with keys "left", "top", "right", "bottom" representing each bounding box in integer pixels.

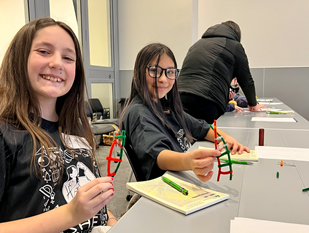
[
  {"left": 269, "top": 112, "right": 286, "bottom": 115},
  {"left": 267, "top": 110, "right": 294, "bottom": 114},
  {"left": 220, "top": 158, "right": 253, "bottom": 165},
  {"left": 162, "top": 176, "right": 188, "bottom": 195},
  {"left": 302, "top": 187, "right": 309, "bottom": 192}
]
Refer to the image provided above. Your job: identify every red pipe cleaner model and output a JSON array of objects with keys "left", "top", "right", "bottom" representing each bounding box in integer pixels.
[
  {"left": 106, "top": 130, "right": 126, "bottom": 177},
  {"left": 210, "top": 120, "right": 233, "bottom": 182}
]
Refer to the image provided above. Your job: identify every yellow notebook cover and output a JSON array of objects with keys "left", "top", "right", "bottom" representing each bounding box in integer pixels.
[
  {"left": 199, "top": 146, "right": 258, "bottom": 161},
  {"left": 126, "top": 173, "right": 229, "bottom": 215}
]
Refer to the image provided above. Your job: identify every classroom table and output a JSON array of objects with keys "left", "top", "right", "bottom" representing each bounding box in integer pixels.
[
  {"left": 218, "top": 98, "right": 309, "bottom": 130},
  {"left": 210, "top": 127, "right": 309, "bottom": 149},
  {"left": 108, "top": 98, "right": 309, "bottom": 233},
  {"left": 109, "top": 138, "right": 309, "bottom": 233}
]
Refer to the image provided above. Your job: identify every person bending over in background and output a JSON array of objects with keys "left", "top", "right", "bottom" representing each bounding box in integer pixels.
[{"left": 178, "top": 20, "right": 264, "bottom": 124}]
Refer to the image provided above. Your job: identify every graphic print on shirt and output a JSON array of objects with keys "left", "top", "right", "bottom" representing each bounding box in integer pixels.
[
  {"left": 33, "top": 132, "right": 108, "bottom": 232},
  {"left": 62, "top": 161, "right": 96, "bottom": 203},
  {"left": 37, "top": 146, "right": 64, "bottom": 184},
  {"left": 176, "top": 129, "right": 190, "bottom": 152},
  {"left": 36, "top": 145, "right": 95, "bottom": 212}
]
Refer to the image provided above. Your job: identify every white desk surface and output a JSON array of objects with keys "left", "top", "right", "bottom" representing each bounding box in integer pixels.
[
  {"left": 108, "top": 98, "right": 309, "bottom": 233},
  {"left": 110, "top": 143, "right": 309, "bottom": 233},
  {"left": 206, "top": 127, "right": 309, "bottom": 150},
  {"left": 218, "top": 98, "right": 309, "bottom": 130}
]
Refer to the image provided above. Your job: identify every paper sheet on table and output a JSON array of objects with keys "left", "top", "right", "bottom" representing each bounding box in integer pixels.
[
  {"left": 258, "top": 102, "right": 283, "bottom": 105},
  {"left": 255, "top": 146, "right": 309, "bottom": 161},
  {"left": 198, "top": 146, "right": 258, "bottom": 161},
  {"left": 230, "top": 217, "right": 309, "bottom": 233},
  {"left": 257, "top": 98, "right": 273, "bottom": 102},
  {"left": 258, "top": 108, "right": 283, "bottom": 112},
  {"left": 251, "top": 117, "right": 296, "bottom": 122}
]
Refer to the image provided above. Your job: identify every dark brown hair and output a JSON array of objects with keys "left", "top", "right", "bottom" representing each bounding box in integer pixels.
[
  {"left": 120, "top": 43, "right": 194, "bottom": 143},
  {"left": 0, "top": 18, "right": 95, "bottom": 182},
  {"left": 222, "top": 20, "right": 241, "bottom": 42}
]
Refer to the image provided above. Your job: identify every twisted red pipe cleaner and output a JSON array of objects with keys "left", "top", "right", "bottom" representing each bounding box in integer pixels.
[{"left": 106, "top": 130, "right": 126, "bottom": 177}]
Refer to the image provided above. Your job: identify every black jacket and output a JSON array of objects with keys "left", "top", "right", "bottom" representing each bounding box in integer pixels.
[{"left": 178, "top": 23, "right": 257, "bottom": 112}]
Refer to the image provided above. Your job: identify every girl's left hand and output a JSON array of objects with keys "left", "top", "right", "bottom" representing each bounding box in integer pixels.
[{"left": 218, "top": 136, "right": 250, "bottom": 155}]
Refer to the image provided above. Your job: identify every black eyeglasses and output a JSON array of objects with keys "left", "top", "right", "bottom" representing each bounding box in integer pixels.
[{"left": 147, "top": 65, "right": 179, "bottom": 80}]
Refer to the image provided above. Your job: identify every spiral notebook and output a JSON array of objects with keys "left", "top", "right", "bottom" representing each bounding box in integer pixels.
[{"left": 126, "top": 173, "right": 229, "bottom": 215}]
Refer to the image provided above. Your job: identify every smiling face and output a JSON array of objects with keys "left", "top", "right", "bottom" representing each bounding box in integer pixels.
[
  {"left": 146, "top": 53, "right": 176, "bottom": 100},
  {"left": 27, "top": 25, "right": 76, "bottom": 105}
]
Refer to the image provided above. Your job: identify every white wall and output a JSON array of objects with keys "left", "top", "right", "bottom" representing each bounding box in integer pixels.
[
  {"left": 198, "top": 0, "right": 309, "bottom": 68},
  {"left": 49, "top": 0, "right": 79, "bottom": 39},
  {"left": 117, "top": 0, "right": 309, "bottom": 120},
  {"left": 118, "top": 0, "right": 309, "bottom": 69},
  {"left": 87, "top": 0, "right": 111, "bottom": 67},
  {"left": 118, "top": 0, "right": 193, "bottom": 70},
  {"left": 0, "top": 0, "right": 26, "bottom": 65}
]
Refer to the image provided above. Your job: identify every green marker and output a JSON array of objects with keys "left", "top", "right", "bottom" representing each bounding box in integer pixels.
[
  {"left": 302, "top": 187, "right": 309, "bottom": 192},
  {"left": 276, "top": 172, "right": 279, "bottom": 178},
  {"left": 162, "top": 176, "right": 188, "bottom": 195},
  {"left": 220, "top": 158, "right": 253, "bottom": 165},
  {"left": 269, "top": 112, "right": 286, "bottom": 114},
  {"left": 267, "top": 110, "right": 294, "bottom": 114}
]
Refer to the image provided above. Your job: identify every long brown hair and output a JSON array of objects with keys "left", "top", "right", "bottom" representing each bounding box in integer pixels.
[
  {"left": 120, "top": 43, "right": 194, "bottom": 143},
  {"left": 0, "top": 18, "right": 95, "bottom": 182}
]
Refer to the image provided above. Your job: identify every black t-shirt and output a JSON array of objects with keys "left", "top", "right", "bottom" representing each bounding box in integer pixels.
[
  {"left": 122, "top": 96, "right": 210, "bottom": 180},
  {"left": 0, "top": 119, "right": 108, "bottom": 232}
]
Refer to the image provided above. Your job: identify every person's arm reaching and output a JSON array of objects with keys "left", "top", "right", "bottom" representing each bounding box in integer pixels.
[
  {"left": 107, "top": 209, "right": 117, "bottom": 226},
  {"left": 248, "top": 104, "right": 265, "bottom": 111},
  {"left": 234, "top": 106, "right": 244, "bottom": 112},
  {"left": 226, "top": 103, "right": 235, "bottom": 112},
  {"left": 205, "top": 127, "right": 250, "bottom": 155},
  {"left": 157, "top": 149, "right": 219, "bottom": 182},
  {"left": 233, "top": 44, "right": 258, "bottom": 108},
  {"left": 157, "top": 126, "right": 250, "bottom": 182}
]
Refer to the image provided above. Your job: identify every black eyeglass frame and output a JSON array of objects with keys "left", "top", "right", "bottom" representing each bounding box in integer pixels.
[{"left": 146, "top": 65, "right": 179, "bottom": 80}]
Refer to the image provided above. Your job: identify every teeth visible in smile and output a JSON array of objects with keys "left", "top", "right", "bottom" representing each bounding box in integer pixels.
[{"left": 42, "top": 75, "right": 62, "bottom": 82}]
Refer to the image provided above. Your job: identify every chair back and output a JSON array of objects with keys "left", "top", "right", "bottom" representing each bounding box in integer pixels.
[
  {"left": 89, "top": 98, "right": 104, "bottom": 119},
  {"left": 125, "top": 139, "right": 146, "bottom": 182}
]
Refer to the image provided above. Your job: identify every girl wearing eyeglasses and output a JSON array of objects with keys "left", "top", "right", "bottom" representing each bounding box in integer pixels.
[{"left": 120, "top": 43, "right": 250, "bottom": 182}]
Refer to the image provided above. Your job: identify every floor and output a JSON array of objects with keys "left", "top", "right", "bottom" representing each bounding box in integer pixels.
[{"left": 95, "top": 144, "right": 136, "bottom": 218}]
